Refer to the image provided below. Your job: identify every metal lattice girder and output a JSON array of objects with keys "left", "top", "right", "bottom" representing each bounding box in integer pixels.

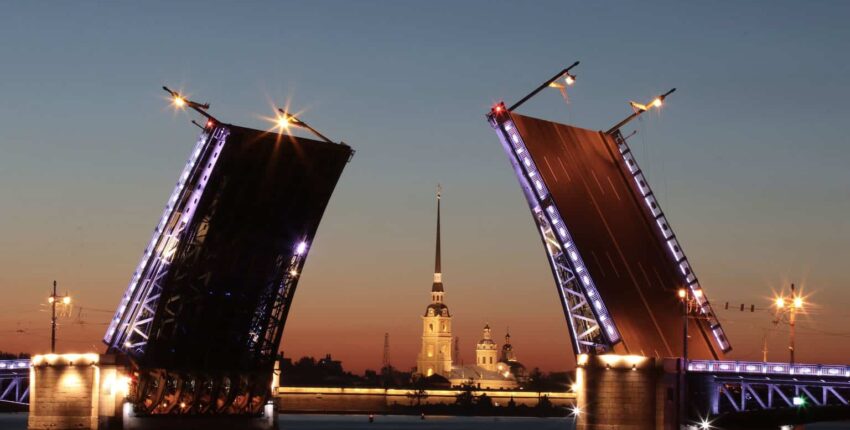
[
  {"left": 690, "top": 359, "right": 850, "bottom": 414},
  {"left": 103, "top": 121, "right": 352, "bottom": 381},
  {"left": 489, "top": 107, "right": 620, "bottom": 355},
  {"left": 611, "top": 130, "right": 730, "bottom": 353},
  {"left": 104, "top": 126, "right": 230, "bottom": 357},
  {"left": 0, "top": 360, "right": 30, "bottom": 405},
  {"left": 489, "top": 102, "right": 734, "bottom": 358}
]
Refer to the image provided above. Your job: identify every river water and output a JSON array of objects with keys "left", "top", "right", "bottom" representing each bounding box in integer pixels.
[{"left": 0, "top": 413, "right": 847, "bottom": 429}]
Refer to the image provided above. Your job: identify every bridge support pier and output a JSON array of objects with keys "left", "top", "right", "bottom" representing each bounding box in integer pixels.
[
  {"left": 28, "top": 353, "right": 127, "bottom": 430},
  {"left": 27, "top": 353, "right": 277, "bottom": 430},
  {"left": 576, "top": 355, "right": 679, "bottom": 430}
]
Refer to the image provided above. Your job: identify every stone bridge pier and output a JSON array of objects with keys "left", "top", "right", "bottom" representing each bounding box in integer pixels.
[
  {"left": 27, "top": 353, "right": 276, "bottom": 430},
  {"left": 575, "top": 354, "right": 680, "bottom": 430}
]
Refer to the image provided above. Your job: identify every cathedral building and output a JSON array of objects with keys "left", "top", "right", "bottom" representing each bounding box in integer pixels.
[
  {"left": 415, "top": 187, "right": 525, "bottom": 389},
  {"left": 415, "top": 186, "right": 453, "bottom": 377}
]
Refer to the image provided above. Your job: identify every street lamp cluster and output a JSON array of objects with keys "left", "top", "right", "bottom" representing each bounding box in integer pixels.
[
  {"left": 494, "top": 61, "right": 673, "bottom": 137},
  {"left": 773, "top": 283, "right": 805, "bottom": 365},
  {"left": 163, "top": 85, "right": 341, "bottom": 145},
  {"left": 47, "top": 280, "right": 71, "bottom": 353}
]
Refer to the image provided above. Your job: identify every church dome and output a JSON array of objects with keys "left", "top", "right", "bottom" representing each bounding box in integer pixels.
[{"left": 476, "top": 324, "right": 496, "bottom": 348}]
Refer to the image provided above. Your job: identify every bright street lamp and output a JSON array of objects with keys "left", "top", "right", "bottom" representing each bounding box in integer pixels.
[
  {"left": 47, "top": 280, "right": 71, "bottom": 353},
  {"left": 162, "top": 86, "right": 219, "bottom": 125},
  {"left": 275, "top": 108, "right": 338, "bottom": 145},
  {"left": 606, "top": 88, "right": 676, "bottom": 135},
  {"left": 507, "top": 61, "right": 581, "bottom": 112},
  {"left": 773, "top": 283, "right": 806, "bottom": 365}
]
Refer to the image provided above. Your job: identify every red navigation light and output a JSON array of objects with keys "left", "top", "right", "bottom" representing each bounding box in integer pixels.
[
  {"left": 206, "top": 120, "right": 214, "bottom": 128},
  {"left": 494, "top": 104, "right": 504, "bottom": 113}
]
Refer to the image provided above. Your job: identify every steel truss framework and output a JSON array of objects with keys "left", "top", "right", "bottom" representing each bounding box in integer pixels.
[
  {"left": 690, "top": 359, "right": 850, "bottom": 414},
  {"left": 0, "top": 360, "right": 30, "bottom": 405},
  {"left": 715, "top": 378, "right": 850, "bottom": 413},
  {"left": 98, "top": 120, "right": 352, "bottom": 415},
  {"left": 246, "top": 244, "right": 307, "bottom": 364},
  {"left": 489, "top": 105, "right": 621, "bottom": 354},
  {"left": 489, "top": 103, "right": 732, "bottom": 356},
  {"left": 611, "top": 131, "right": 730, "bottom": 352},
  {"left": 104, "top": 126, "right": 230, "bottom": 357}
]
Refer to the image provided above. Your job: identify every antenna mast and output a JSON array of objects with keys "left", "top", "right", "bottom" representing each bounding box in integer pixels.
[{"left": 382, "top": 332, "right": 391, "bottom": 369}]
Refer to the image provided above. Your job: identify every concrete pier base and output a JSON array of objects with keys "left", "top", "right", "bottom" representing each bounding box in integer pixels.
[
  {"left": 575, "top": 354, "right": 678, "bottom": 430},
  {"left": 28, "top": 353, "right": 125, "bottom": 430},
  {"left": 27, "top": 353, "right": 276, "bottom": 430}
]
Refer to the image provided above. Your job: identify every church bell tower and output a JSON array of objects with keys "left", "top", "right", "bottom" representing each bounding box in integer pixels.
[{"left": 416, "top": 185, "right": 453, "bottom": 377}]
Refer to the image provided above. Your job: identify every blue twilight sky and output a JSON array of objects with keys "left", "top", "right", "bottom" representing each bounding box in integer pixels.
[{"left": 1, "top": 1, "right": 849, "bottom": 371}]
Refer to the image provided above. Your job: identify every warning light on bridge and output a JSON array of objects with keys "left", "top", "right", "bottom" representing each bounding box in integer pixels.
[{"left": 793, "top": 396, "right": 806, "bottom": 406}]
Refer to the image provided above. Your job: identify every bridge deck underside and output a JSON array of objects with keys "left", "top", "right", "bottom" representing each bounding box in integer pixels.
[{"left": 511, "top": 113, "right": 719, "bottom": 359}]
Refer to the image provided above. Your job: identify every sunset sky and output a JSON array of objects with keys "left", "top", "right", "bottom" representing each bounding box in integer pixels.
[{"left": 1, "top": 1, "right": 849, "bottom": 372}]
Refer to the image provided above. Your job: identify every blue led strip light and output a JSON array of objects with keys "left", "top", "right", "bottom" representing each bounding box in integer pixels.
[
  {"left": 490, "top": 114, "right": 621, "bottom": 354},
  {"left": 611, "top": 131, "right": 731, "bottom": 353},
  {"left": 689, "top": 360, "right": 850, "bottom": 378},
  {"left": 103, "top": 126, "right": 230, "bottom": 354}
]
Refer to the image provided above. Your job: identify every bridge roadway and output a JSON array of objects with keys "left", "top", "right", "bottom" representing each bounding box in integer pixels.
[{"left": 510, "top": 113, "right": 720, "bottom": 359}]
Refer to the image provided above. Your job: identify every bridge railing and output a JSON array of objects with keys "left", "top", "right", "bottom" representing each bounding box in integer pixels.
[
  {"left": 0, "top": 360, "right": 29, "bottom": 371},
  {"left": 688, "top": 359, "right": 850, "bottom": 378},
  {"left": 0, "top": 359, "right": 30, "bottom": 405}
]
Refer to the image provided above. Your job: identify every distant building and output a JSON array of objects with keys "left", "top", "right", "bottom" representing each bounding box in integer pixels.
[
  {"left": 416, "top": 186, "right": 453, "bottom": 378},
  {"left": 414, "top": 187, "right": 524, "bottom": 389}
]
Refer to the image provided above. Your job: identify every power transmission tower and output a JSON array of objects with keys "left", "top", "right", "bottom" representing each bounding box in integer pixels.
[{"left": 382, "top": 333, "right": 391, "bottom": 369}]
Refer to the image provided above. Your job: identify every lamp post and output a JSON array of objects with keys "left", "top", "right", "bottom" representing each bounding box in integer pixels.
[
  {"left": 773, "top": 283, "right": 804, "bottom": 365},
  {"left": 606, "top": 88, "right": 676, "bottom": 135},
  {"left": 678, "top": 288, "right": 689, "bottom": 429},
  {"left": 162, "top": 86, "right": 220, "bottom": 125},
  {"left": 275, "top": 109, "right": 339, "bottom": 145},
  {"left": 48, "top": 280, "right": 71, "bottom": 353},
  {"left": 507, "top": 61, "right": 580, "bottom": 112}
]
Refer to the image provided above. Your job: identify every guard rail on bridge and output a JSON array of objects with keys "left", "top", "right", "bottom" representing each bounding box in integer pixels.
[
  {"left": 0, "top": 359, "right": 30, "bottom": 405},
  {"left": 688, "top": 359, "right": 850, "bottom": 413}
]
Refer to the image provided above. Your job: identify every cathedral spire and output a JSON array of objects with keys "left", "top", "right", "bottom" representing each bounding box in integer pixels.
[{"left": 432, "top": 184, "right": 444, "bottom": 294}]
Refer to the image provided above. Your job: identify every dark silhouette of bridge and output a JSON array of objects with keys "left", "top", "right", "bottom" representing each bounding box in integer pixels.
[{"left": 99, "top": 120, "right": 353, "bottom": 416}]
